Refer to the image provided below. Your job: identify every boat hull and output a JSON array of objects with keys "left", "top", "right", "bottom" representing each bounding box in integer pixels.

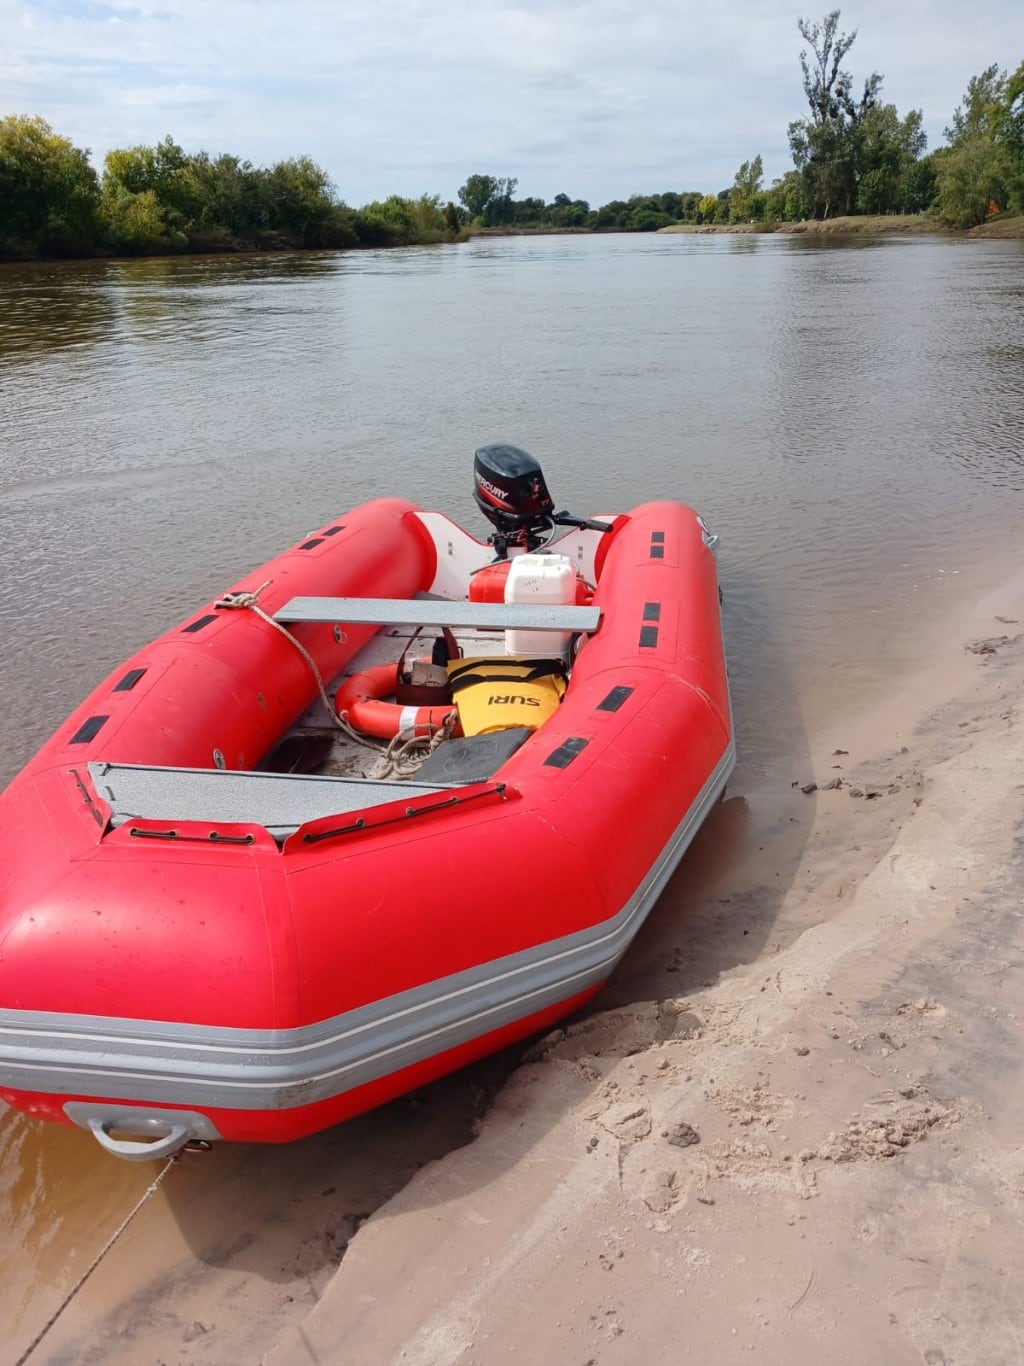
[{"left": 0, "top": 497, "right": 733, "bottom": 1155}]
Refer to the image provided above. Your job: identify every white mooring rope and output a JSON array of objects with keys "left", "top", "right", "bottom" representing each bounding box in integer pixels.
[
  {"left": 216, "top": 579, "right": 451, "bottom": 779},
  {"left": 16, "top": 1156, "right": 178, "bottom": 1366}
]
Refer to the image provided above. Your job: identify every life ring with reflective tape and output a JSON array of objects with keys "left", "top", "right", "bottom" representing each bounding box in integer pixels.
[{"left": 336, "top": 664, "right": 456, "bottom": 741}]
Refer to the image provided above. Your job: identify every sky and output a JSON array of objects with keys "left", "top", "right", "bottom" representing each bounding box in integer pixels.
[{"left": 3, "top": 0, "right": 1022, "bottom": 208}]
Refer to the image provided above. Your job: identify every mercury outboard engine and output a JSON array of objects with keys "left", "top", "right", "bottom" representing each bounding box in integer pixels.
[{"left": 473, "top": 443, "right": 611, "bottom": 558}]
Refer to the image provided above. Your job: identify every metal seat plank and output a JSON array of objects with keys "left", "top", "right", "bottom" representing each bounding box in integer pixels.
[{"left": 273, "top": 597, "right": 601, "bottom": 633}]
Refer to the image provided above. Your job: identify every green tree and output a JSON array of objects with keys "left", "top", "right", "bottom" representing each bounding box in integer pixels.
[
  {"left": 102, "top": 135, "right": 188, "bottom": 195},
  {"left": 934, "top": 66, "right": 1013, "bottom": 226},
  {"left": 593, "top": 199, "right": 629, "bottom": 228},
  {"left": 763, "top": 171, "right": 807, "bottom": 221},
  {"left": 933, "top": 137, "right": 1008, "bottom": 227},
  {"left": 264, "top": 156, "right": 338, "bottom": 243},
  {"left": 946, "top": 64, "right": 1006, "bottom": 142},
  {"left": 483, "top": 177, "right": 518, "bottom": 226},
  {"left": 1001, "top": 62, "right": 1024, "bottom": 210},
  {"left": 548, "top": 192, "right": 590, "bottom": 227},
  {"left": 169, "top": 152, "right": 266, "bottom": 246},
  {"left": 512, "top": 196, "right": 546, "bottom": 224},
  {"left": 855, "top": 104, "right": 927, "bottom": 213},
  {"left": 788, "top": 10, "right": 881, "bottom": 218},
  {"left": 100, "top": 185, "right": 173, "bottom": 254},
  {"left": 896, "top": 153, "right": 938, "bottom": 214},
  {"left": 458, "top": 174, "right": 499, "bottom": 220},
  {"left": 0, "top": 115, "right": 100, "bottom": 257},
  {"left": 101, "top": 136, "right": 202, "bottom": 235},
  {"left": 455, "top": 174, "right": 519, "bottom": 225},
  {"left": 102, "top": 138, "right": 199, "bottom": 247},
  {"left": 626, "top": 206, "right": 673, "bottom": 231},
  {"left": 357, "top": 195, "right": 415, "bottom": 245},
  {"left": 352, "top": 194, "right": 451, "bottom": 246},
  {"left": 728, "top": 155, "right": 764, "bottom": 221},
  {"left": 444, "top": 200, "right": 463, "bottom": 233},
  {"left": 404, "top": 193, "right": 455, "bottom": 242}
]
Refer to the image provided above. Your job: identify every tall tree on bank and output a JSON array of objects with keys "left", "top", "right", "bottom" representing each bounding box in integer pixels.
[
  {"left": 458, "top": 174, "right": 518, "bottom": 225},
  {"left": 458, "top": 174, "right": 498, "bottom": 220},
  {"left": 728, "top": 155, "right": 765, "bottom": 222},
  {"left": 788, "top": 10, "right": 881, "bottom": 218},
  {"left": 934, "top": 64, "right": 1024, "bottom": 226},
  {"left": 1002, "top": 61, "right": 1024, "bottom": 212},
  {"left": 0, "top": 115, "right": 100, "bottom": 257},
  {"left": 855, "top": 104, "right": 932, "bottom": 213}
]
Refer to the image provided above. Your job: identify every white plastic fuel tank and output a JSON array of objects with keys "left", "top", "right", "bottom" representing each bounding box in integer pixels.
[{"left": 504, "top": 552, "right": 578, "bottom": 657}]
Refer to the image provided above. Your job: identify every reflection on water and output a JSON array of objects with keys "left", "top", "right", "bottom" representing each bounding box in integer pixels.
[
  {"left": 1, "top": 230, "right": 1024, "bottom": 1353},
  {"left": 0, "top": 262, "right": 119, "bottom": 360}
]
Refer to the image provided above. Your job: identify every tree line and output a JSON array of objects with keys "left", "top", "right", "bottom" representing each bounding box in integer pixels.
[
  {"left": 0, "top": 123, "right": 467, "bottom": 259},
  {"left": 459, "top": 16, "right": 1022, "bottom": 234},
  {"left": 1, "top": 10, "right": 1021, "bottom": 261}
]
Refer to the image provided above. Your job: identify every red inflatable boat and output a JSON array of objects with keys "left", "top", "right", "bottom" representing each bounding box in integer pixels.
[{"left": 0, "top": 447, "right": 734, "bottom": 1159}]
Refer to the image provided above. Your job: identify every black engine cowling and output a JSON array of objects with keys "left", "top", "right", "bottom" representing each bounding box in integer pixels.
[
  {"left": 473, "top": 444, "right": 554, "bottom": 545},
  {"left": 473, "top": 443, "right": 613, "bottom": 556}
]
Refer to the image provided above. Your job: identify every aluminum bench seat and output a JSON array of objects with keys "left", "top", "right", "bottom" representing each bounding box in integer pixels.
[{"left": 273, "top": 596, "right": 601, "bottom": 633}]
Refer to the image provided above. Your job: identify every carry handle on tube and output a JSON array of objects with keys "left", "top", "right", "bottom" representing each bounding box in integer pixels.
[{"left": 87, "top": 1117, "right": 192, "bottom": 1162}]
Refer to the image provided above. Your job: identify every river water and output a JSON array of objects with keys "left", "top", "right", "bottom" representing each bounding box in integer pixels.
[{"left": 1, "top": 232, "right": 1023, "bottom": 1359}]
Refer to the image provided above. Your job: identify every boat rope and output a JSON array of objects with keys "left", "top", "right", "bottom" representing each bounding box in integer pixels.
[
  {"left": 215, "top": 580, "right": 451, "bottom": 778},
  {"left": 215, "top": 579, "right": 380, "bottom": 755},
  {"left": 369, "top": 711, "right": 457, "bottom": 780},
  {"left": 15, "top": 1155, "right": 178, "bottom": 1366}
]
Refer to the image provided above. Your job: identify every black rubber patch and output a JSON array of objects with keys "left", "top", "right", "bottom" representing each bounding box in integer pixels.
[
  {"left": 650, "top": 545, "right": 664, "bottom": 560},
  {"left": 299, "top": 537, "right": 324, "bottom": 550},
  {"left": 183, "top": 614, "right": 217, "bottom": 634},
  {"left": 70, "top": 715, "right": 108, "bottom": 744},
  {"left": 650, "top": 531, "right": 665, "bottom": 543},
  {"left": 113, "top": 668, "right": 147, "bottom": 692},
  {"left": 322, "top": 525, "right": 344, "bottom": 536},
  {"left": 544, "top": 737, "right": 590, "bottom": 769},
  {"left": 597, "top": 686, "right": 633, "bottom": 713},
  {"left": 643, "top": 602, "right": 661, "bottom": 621},
  {"left": 639, "top": 625, "right": 659, "bottom": 648}
]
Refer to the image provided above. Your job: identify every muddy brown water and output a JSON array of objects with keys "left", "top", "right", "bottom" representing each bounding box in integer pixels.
[{"left": 1, "top": 232, "right": 1023, "bottom": 1362}]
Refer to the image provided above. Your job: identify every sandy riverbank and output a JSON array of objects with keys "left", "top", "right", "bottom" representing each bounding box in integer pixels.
[{"left": 258, "top": 582, "right": 1024, "bottom": 1366}]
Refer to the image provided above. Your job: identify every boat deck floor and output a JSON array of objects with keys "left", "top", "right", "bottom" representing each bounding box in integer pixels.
[{"left": 271, "top": 624, "right": 517, "bottom": 781}]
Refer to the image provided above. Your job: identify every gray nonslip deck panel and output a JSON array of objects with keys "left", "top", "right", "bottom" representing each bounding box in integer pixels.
[
  {"left": 88, "top": 762, "right": 449, "bottom": 834},
  {"left": 274, "top": 596, "right": 601, "bottom": 632}
]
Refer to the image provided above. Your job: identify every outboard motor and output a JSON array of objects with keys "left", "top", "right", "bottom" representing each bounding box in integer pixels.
[
  {"left": 473, "top": 443, "right": 611, "bottom": 558},
  {"left": 473, "top": 444, "right": 555, "bottom": 554}
]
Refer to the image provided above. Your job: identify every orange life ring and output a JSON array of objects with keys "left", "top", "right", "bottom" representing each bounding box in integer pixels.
[{"left": 336, "top": 664, "right": 456, "bottom": 741}]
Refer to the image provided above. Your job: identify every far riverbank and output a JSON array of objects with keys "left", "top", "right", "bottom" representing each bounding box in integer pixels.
[{"left": 659, "top": 213, "right": 1024, "bottom": 239}]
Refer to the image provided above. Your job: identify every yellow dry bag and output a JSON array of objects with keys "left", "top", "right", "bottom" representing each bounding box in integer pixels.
[{"left": 448, "top": 657, "right": 567, "bottom": 736}]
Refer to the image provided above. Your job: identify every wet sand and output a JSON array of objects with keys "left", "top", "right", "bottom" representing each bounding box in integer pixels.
[{"left": 7, "top": 571, "right": 1024, "bottom": 1366}]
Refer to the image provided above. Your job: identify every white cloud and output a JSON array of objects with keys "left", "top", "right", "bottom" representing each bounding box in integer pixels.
[{"left": 1, "top": 0, "right": 1021, "bottom": 204}]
